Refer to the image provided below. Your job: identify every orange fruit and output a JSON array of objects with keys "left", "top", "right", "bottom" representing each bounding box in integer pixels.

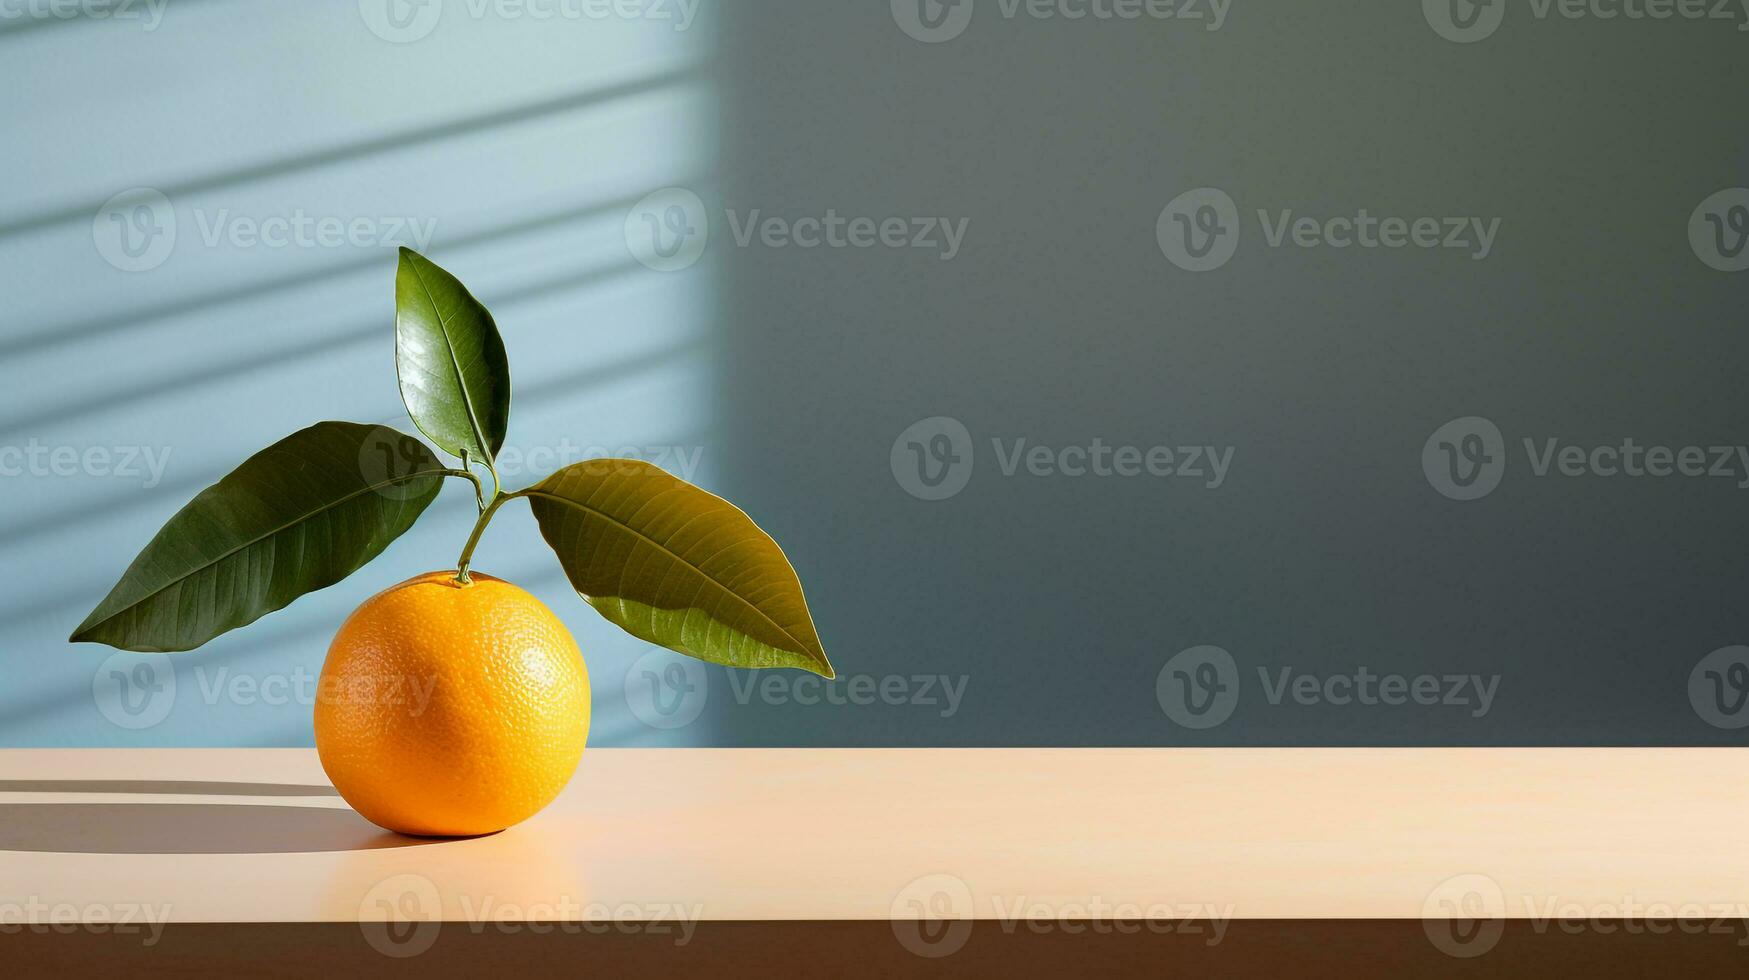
[{"left": 314, "top": 571, "right": 590, "bottom": 837}]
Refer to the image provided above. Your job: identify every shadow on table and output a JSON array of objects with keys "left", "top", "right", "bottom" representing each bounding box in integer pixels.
[
  {"left": 0, "top": 780, "right": 444, "bottom": 854},
  {"left": 0, "top": 779, "right": 341, "bottom": 797}
]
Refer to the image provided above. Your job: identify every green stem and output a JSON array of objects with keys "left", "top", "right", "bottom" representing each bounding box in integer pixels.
[
  {"left": 459, "top": 450, "right": 482, "bottom": 512},
  {"left": 438, "top": 468, "right": 485, "bottom": 504},
  {"left": 454, "top": 490, "right": 520, "bottom": 584}
]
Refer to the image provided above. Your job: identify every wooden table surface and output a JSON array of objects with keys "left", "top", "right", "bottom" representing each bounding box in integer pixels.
[{"left": 2, "top": 747, "right": 1746, "bottom": 923}]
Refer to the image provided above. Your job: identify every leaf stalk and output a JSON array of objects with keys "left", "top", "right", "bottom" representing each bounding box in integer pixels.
[{"left": 454, "top": 489, "right": 519, "bottom": 585}]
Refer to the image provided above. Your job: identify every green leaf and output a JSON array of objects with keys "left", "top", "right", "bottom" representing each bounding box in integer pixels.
[
  {"left": 526, "top": 460, "right": 834, "bottom": 677},
  {"left": 71, "top": 422, "right": 447, "bottom": 653},
  {"left": 394, "top": 247, "right": 511, "bottom": 466}
]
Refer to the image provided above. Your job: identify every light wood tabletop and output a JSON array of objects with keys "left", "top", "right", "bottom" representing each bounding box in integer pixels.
[{"left": 1, "top": 747, "right": 1746, "bottom": 924}]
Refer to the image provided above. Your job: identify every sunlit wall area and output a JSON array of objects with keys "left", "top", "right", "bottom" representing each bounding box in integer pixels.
[{"left": 0, "top": 1, "right": 722, "bottom": 746}]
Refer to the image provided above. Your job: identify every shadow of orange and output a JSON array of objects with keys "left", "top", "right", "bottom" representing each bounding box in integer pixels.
[{"left": 0, "top": 801, "right": 442, "bottom": 854}]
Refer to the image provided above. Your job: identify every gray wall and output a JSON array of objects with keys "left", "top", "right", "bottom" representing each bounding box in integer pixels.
[{"left": 2, "top": 1, "right": 1746, "bottom": 746}]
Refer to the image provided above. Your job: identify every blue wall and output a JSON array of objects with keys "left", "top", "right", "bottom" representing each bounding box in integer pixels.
[
  {"left": 3, "top": 1, "right": 1748, "bottom": 746},
  {"left": 2, "top": 0, "right": 722, "bottom": 745}
]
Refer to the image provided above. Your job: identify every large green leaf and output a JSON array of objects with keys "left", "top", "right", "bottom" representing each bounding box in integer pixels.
[
  {"left": 526, "top": 460, "right": 834, "bottom": 677},
  {"left": 394, "top": 247, "right": 511, "bottom": 466},
  {"left": 71, "top": 422, "right": 447, "bottom": 653}
]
